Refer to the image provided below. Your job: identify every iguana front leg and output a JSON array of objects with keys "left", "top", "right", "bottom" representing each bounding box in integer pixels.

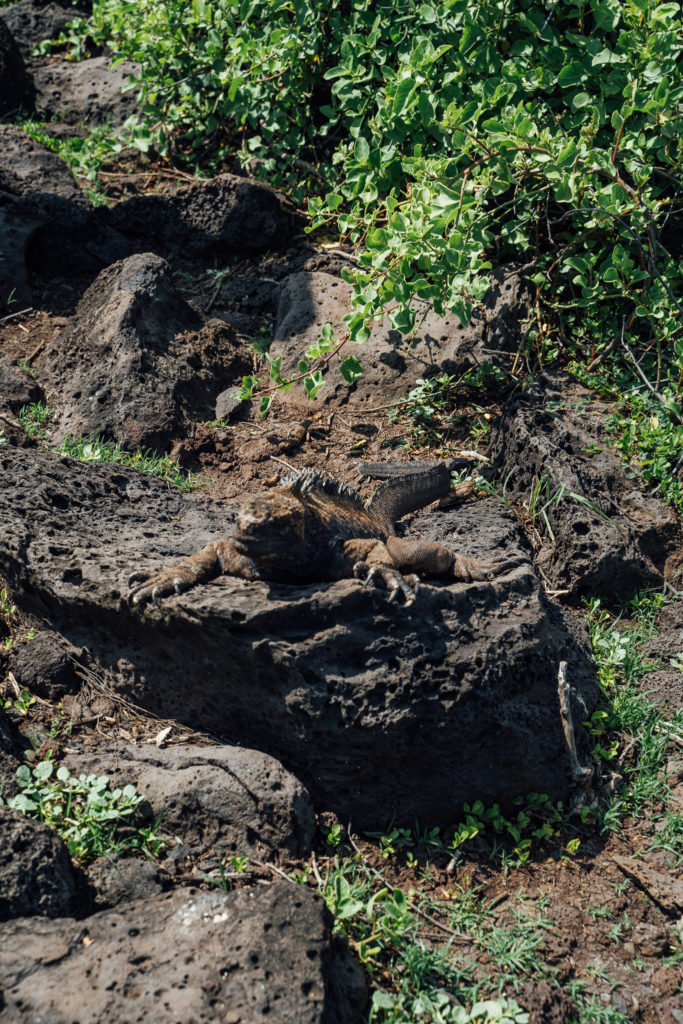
[
  {"left": 343, "top": 539, "right": 420, "bottom": 606},
  {"left": 385, "top": 536, "right": 523, "bottom": 581},
  {"left": 128, "top": 539, "right": 260, "bottom": 607}
]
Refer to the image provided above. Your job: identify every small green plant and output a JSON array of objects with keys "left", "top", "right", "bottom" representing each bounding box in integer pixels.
[
  {"left": 320, "top": 822, "right": 344, "bottom": 847},
  {"left": 19, "top": 118, "right": 124, "bottom": 199},
  {"left": 372, "top": 826, "right": 414, "bottom": 859},
  {"left": 248, "top": 328, "right": 273, "bottom": 359},
  {"left": 5, "top": 760, "right": 165, "bottom": 861},
  {"left": 57, "top": 435, "right": 200, "bottom": 491},
  {"left": 18, "top": 401, "right": 53, "bottom": 442},
  {"left": 201, "top": 854, "right": 249, "bottom": 891},
  {"left": 7, "top": 689, "right": 36, "bottom": 716},
  {"left": 449, "top": 794, "right": 565, "bottom": 866},
  {"left": 0, "top": 587, "right": 15, "bottom": 622}
]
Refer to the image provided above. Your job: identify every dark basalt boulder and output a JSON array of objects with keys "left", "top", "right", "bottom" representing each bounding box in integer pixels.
[
  {"left": 32, "top": 56, "right": 141, "bottom": 127},
  {"left": 0, "top": 126, "right": 130, "bottom": 309},
  {"left": 0, "top": 16, "right": 29, "bottom": 117},
  {"left": 0, "top": 353, "right": 43, "bottom": 411},
  {"left": 0, "top": 881, "right": 368, "bottom": 1023},
  {"left": 85, "top": 854, "right": 168, "bottom": 911},
  {"left": 36, "top": 252, "right": 251, "bottom": 450},
  {"left": 65, "top": 741, "right": 316, "bottom": 860},
  {"left": 1, "top": 0, "right": 89, "bottom": 59},
  {"left": 0, "top": 706, "right": 21, "bottom": 801},
  {"left": 489, "top": 372, "right": 682, "bottom": 601},
  {"left": 9, "top": 629, "right": 81, "bottom": 700},
  {"left": 107, "top": 172, "right": 295, "bottom": 258},
  {"left": 0, "top": 806, "right": 78, "bottom": 920},
  {"left": 268, "top": 264, "right": 532, "bottom": 410},
  {"left": 0, "top": 447, "right": 600, "bottom": 827}
]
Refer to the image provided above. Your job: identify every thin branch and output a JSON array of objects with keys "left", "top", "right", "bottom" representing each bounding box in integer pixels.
[{"left": 0, "top": 306, "right": 32, "bottom": 324}]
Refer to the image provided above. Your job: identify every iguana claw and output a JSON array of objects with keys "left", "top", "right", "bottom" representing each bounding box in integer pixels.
[{"left": 353, "top": 562, "right": 419, "bottom": 606}]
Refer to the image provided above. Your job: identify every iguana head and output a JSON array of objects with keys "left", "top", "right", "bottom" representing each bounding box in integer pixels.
[{"left": 232, "top": 489, "right": 309, "bottom": 579}]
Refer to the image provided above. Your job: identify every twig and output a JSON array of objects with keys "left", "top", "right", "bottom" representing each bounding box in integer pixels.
[
  {"left": 26, "top": 337, "right": 50, "bottom": 365},
  {"left": 269, "top": 454, "right": 297, "bottom": 472},
  {"left": 311, "top": 851, "right": 325, "bottom": 888},
  {"left": 251, "top": 859, "right": 301, "bottom": 886},
  {"left": 0, "top": 306, "right": 32, "bottom": 324},
  {"left": 654, "top": 723, "right": 683, "bottom": 748},
  {"left": 620, "top": 325, "right": 681, "bottom": 423},
  {"left": 557, "top": 661, "right": 593, "bottom": 803}
]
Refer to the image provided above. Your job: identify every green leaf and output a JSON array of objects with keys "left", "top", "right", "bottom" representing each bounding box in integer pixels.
[
  {"left": 354, "top": 137, "right": 370, "bottom": 162},
  {"left": 259, "top": 395, "right": 273, "bottom": 418},
  {"left": 339, "top": 355, "right": 364, "bottom": 383},
  {"left": 304, "top": 371, "right": 325, "bottom": 400},
  {"left": 558, "top": 62, "right": 586, "bottom": 88},
  {"left": 392, "top": 78, "right": 417, "bottom": 116},
  {"left": 418, "top": 4, "right": 437, "bottom": 23},
  {"left": 571, "top": 92, "right": 592, "bottom": 109}
]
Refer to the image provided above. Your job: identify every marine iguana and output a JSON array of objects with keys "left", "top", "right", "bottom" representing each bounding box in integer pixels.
[{"left": 128, "top": 462, "right": 519, "bottom": 607}]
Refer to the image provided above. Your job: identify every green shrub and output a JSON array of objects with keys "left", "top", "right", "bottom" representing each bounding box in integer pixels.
[{"left": 50, "top": 1, "right": 682, "bottom": 403}]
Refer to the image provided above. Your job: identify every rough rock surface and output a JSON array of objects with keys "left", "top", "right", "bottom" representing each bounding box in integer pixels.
[
  {"left": 65, "top": 741, "right": 316, "bottom": 860},
  {"left": 107, "top": 172, "right": 295, "bottom": 258},
  {"left": 32, "top": 56, "right": 141, "bottom": 127},
  {"left": 36, "top": 253, "right": 251, "bottom": 449},
  {"left": 489, "top": 372, "right": 681, "bottom": 600},
  {"left": 9, "top": 629, "right": 82, "bottom": 699},
  {"left": 1, "top": 0, "right": 87, "bottom": 58},
  {"left": 0, "top": 123, "right": 83, "bottom": 201},
  {"left": 0, "top": 881, "right": 367, "bottom": 1023},
  {"left": 269, "top": 265, "right": 532, "bottom": 409},
  {"left": 85, "top": 854, "right": 168, "bottom": 910},
  {"left": 0, "top": 447, "right": 599, "bottom": 826},
  {"left": 0, "top": 707, "right": 21, "bottom": 801},
  {"left": 0, "top": 126, "right": 129, "bottom": 308},
  {"left": 0, "top": 352, "right": 43, "bottom": 411},
  {"left": 0, "top": 15, "right": 28, "bottom": 117},
  {"left": 0, "top": 806, "right": 78, "bottom": 920}
]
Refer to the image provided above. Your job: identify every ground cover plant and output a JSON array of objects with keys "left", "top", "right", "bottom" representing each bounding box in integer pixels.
[
  {"left": 39, "top": 0, "right": 683, "bottom": 422},
  {"left": 15, "top": 404, "right": 200, "bottom": 490},
  {"left": 1, "top": 759, "right": 165, "bottom": 861}
]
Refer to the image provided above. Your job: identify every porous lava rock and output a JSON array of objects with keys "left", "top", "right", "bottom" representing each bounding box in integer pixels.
[
  {"left": 65, "top": 741, "right": 316, "bottom": 860},
  {"left": 0, "top": 882, "right": 368, "bottom": 1023},
  {"left": 85, "top": 854, "right": 168, "bottom": 910},
  {"left": 107, "top": 172, "right": 295, "bottom": 258},
  {"left": 489, "top": 372, "right": 682, "bottom": 601},
  {"left": 269, "top": 264, "right": 532, "bottom": 410},
  {"left": 0, "top": 126, "right": 129, "bottom": 308},
  {"left": 0, "top": 707, "right": 21, "bottom": 801},
  {"left": 0, "top": 352, "right": 43, "bottom": 411},
  {"left": 36, "top": 252, "right": 251, "bottom": 450},
  {"left": 32, "top": 56, "right": 141, "bottom": 127},
  {"left": 1, "top": 0, "right": 88, "bottom": 59},
  {"left": 0, "top": 806, "right": 77, "bottom": 920},
  {"left": 0, "top": 447, "right": 599, "bottom": 826},
  {"left": 9, "top": 629, "right": 81, "bottom": 699},
  {"left": 0, "top": 16, "right": 28, "bottom": 117}
]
